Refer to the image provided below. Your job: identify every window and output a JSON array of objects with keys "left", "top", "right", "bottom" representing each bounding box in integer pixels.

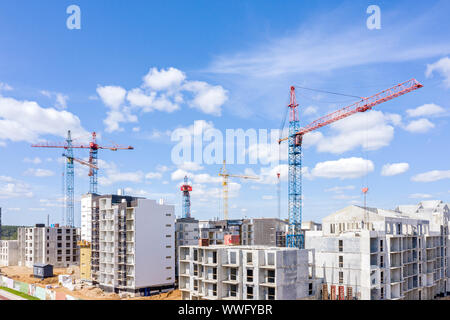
[
  {"left": 308, "top": 283, "right": 313, "bottom": 296},
  {"left": 230, "top": 284, "right": 237, "bottom": 297},
  {"left": 380, "top": 255, "right": 384, "bottom": 268},
  {"left": 230, "top": 268, "right": 237, "bottom": 281},
  {"left": 380, "top": 271, "right": 384, "bottom": 284},
  {"left": 339, "top": 256, "right": 343, "bottom": 268},
  {"left": 268, "top": 287, "right": 275, "bottom": 300},
  {"left": 57, "top": 256, "right": 62, "bottom": 262},
  {"left": 247, "top": 286, "right": 253, "bottom": 299},
  {"left": 165, "top": 213, "right": 171, "bottom": 217},
  {"left": 66, "top": 229, "right": 70, "bottom": 234},
  {"left": 230, "top": 251, "right": 237, "bottom": 264},
  {"left": 166, "top": 235, "right": 171, "bottom": 238},
  {"left": 165, "top": 224, "right": 171, "bottom": 227},
  {"left": 57, "top": 229, "right": 62, "bottom": 234},
  {"left": 66, "top": 256, "right": 71, "bottom": 261},
  {"left": 267, "top": 270, "right": 275, "bottom": 283},
  {"left": 380, "top": 240, "right": 384, "bottom": 252},
  {"left": 246, "top": 252, "right": 252, "bottom": 264},
  {"left": 247, "top": 269, "right": 253, "bottom": 282},
  {"left": 212, "top": 284, "right": 217, "bottom": 296},
  {"left": 338, "top": 240, "right": 343, "bottom": 252},
  {"left": 339, "top": 272, "right": 344, "bottom": 284},
  {"left": 166, "top": 266, "right": 172, "bottom": 270}
]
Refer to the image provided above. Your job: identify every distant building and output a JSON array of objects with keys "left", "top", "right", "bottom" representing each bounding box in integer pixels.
[
  {"left": 0, "top": 240, "right": 19, "bottom": 266},
  {"left": 302, "top": 221, "right": 322, "bottom": 232},
  {"left": 198, "top": 218, "right": 288, "bottom": 247},
  {"left": 175, "top": 217, "right": 199, "bottom": 278},
  {"left": 17, "top": 224, "right": 79, "bottom": 268},
  {"left": 305, "top": 202, "right": 450, "bottom": 300},
  {"left": 179, "top": 245, "right": 319, "bottom": 300},
  {"left": 90, "top": 195, "right": 175, "bottom": 296}
]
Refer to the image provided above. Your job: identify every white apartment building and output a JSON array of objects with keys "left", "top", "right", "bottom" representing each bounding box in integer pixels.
[
  {"left": 306, "top": 203, "right": 450, "bottom": 300},
  {"left": 81, "top": 193, "right": 98, "bottom": 242},
  {"left": 91, "top": 195, "right": 175, "bottom": 296},
  {"left": 17, "top": 224, "right": 79, "bottom": 268},
  {"left": 0, "top": 240, "right": 19, "bottom": 266},
  {"left": 178, "top": 245, "right": 319, "bottom": 300}
]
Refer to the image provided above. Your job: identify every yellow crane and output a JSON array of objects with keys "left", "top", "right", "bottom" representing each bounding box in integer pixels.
[{"left": 218, "top": 160, "right": 259, "bottom": 220}]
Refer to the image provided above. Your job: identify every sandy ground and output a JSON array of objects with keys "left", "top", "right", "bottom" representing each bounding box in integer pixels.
[{"left": 0, "top": 266, "right": 180, "bottom": 300}]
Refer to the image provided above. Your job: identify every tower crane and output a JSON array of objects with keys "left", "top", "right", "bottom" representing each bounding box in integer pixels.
[
  {"left": 218, "top": 160, "right": 259, "bottom": 220},
  {"left": 32, "top": 130, "right": 133, "bottom": 227},
  {"left": 180, "top": 175, "right": 193, "bottom": 218},
  {"left": 279, "top": 79, "right": 423, "bottom": 249}
]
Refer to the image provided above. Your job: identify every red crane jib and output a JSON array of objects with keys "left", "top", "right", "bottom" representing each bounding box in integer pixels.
[
  {"left": 291, "top": 79, "right": 423, "bottom": 145},
  {"left": 181, "top": 185, "right": 192, "bottom": 192}
]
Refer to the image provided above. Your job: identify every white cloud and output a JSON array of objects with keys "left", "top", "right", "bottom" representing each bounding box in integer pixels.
[
  {"left": 0, "top": 95, "right": 87, "bottom": 145},
  {"left": 381, "top": 163, "right": 410, "bottom": 176},
  {"left": 97, "top": 160, "right": 144, "bottom": 186},
  {"left": 325, "top": 185, "right": 355, "bottom": 193},
  {"left": 426, "top": 56, "right": 450, "bottom": 88},
  {"left": 132, "top": 127, "right": 140, "bottom": 132},
  {"left": 404, "top": 118, "right": 435, "bottom": 133},
  {"left": 97, "top": 86, "right": 127, "bottom": 109},
  {"left": 23, "top": 157, "right": 42, "bottom": 164},
  {"left": 24, "top": 168, "right": 54, "bottom": 177},
  {"left": 303, "top": 105, "right": 318, "bottom": 116},
  {"left": 171, "top": 169, "right": 190, "bottom": 181},
  {"left": 411, "top": 170, "right": 450, "bottom": 182},
  {"left": 143, "top": 67, "right": 186, "bottom": 91},
  {"left": 145, "top": 172, "right": 162, "bottom": 180},
  {"left": 41, "top": 91, "right": 69, "bottom": 109},
  {"left": 311, "top": 157, "right": 374, "bottom": 179},
  {"left": 178, "top": 161, "right": 204, "bottom": 172},
  {"left": 262, "top": 195, "right": 274, "bottom": 200},
  {"left": 98, "top": 68, "right": 227, "bottom": 132},
  {"left": 310, "top": 111, "right": 398, "bottom": 154},
  {"left": 209, "top": 8, "right": 450, "bottom": 78},
  {"left": 0, "top": 82, "right": 13, "bottom": 91},
  {"left": 409, "top": 193, "right": 433, "bottom": 199},
  {"left": 0, "top": 176, "right": 33, "bottom": 199},
  {"left": 183, "top": 81, "right": 228, "bottom": 116},
  {"left": 406, "top": 103, "right": 445, "bottom": 117}
]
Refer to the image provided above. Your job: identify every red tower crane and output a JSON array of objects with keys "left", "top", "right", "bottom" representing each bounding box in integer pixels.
[
  {"left": 32, "top": 131, "right": 134, "bottom": 194},
  {"left": 279, "top": 79, "right": 424, "bottom": 248}
]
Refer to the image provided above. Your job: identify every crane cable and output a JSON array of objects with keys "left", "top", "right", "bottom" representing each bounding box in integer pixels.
[{"left": 293, "top": 85, "right": 364, "bottom": 100}]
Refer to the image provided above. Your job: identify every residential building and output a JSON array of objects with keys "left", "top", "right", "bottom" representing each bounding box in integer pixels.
[
  {"left": 0, "top": 240, "right": 19, "bottom": 266},
  {"left": 90, "top": 195, "right": 175, "bottom": 296},
  {"left": 81, "top": 193, "right": 98, "bottom": 242},
  {"left": 78, "top": 240, "right": 91, "bottom": 282},
  {"left": 178, "top": 244, "right": 319, "bottom": 300},
  {"left": 198, "top": 218, "right": 288, "bottom": 247},
  {"left": 17, "top": 224, "right": 79, "bottom": 268},
  {"left": 305, "top": 203, "right": 450, "bottom": 300},
  {"left": 175, "top": 217, "right": 199, "bottom": 278}
]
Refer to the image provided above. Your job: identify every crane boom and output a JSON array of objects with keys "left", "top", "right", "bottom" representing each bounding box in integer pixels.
[
  {"left": 279, "top": 79, "right": 423, "bottom": 249},
  {"left": 219, "top": 160, "right": 259, "bottom": 220},
  {"left": 279, "top": 79, "right": 423, "bottom": 143}
]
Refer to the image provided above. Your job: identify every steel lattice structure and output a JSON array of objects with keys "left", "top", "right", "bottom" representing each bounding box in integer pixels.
[
  {"left": 180, "top": 175, "right": 192, "bottom": 218},
  {"left": 280, "top": 79, "right": 423, "bottom": 249}
]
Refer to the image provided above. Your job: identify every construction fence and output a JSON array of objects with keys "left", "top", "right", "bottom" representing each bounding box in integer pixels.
[{"left": 0, "top": 275, "right": 81, "bottom": 300}]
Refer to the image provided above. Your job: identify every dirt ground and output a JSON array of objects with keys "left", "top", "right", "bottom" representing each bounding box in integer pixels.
[{"left": 0, "top": 266, "right": 180, "bottom": 300}]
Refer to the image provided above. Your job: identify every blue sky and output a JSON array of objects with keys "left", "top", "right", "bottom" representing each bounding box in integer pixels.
[{"left": 0, "top": 0, "right": 449, "bottom": 227}]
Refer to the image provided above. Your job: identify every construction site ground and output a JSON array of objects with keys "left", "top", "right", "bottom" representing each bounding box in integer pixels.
[{"left": 0, "top": 266, "right": 181, "bottom": 300}]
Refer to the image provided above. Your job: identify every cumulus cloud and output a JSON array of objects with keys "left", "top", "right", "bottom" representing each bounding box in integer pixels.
[
  {"left": 24, "top": 168, "right": 55, "bottom": 177},
  {"left": 178, "top": 161, "right": 204, "bottom": 172},
  {"left": 324, "top": 185, "right": 355, "bottom": 193},
  {"left": 0, "top": 176, "right": 33, "bottom": 199},
  {"left": 411, "top": 170, "right": 450, "bottom": 182},
  {"left": 307, "top": 111, "right": 399, "bottom": 154},
  {"left": 41, "top": 91, "right": 69, "bottom": 109},
  {"left": 23, "top": 157, "right": 42, "bottom": 164},
  {"left": 98, "top": 68, "right": 228, "bottom": 132},
  {"left": 426, "top": 56, "right": 450, "bottom": 88},
  {"left": 96, "top": 86, "right": 127, "bottom": 109},
  {"left": 404, "top": 118, "right": 435, "bottom": 133},
  {"left": 0, "top": 95, "right": 88, "bottom": 145},
  {"left": 381, "top": 163, "right": 410, "bottom": 176},
  {"left": 143, "top": 67, "right": 186, "bottom": 91},
  {"left": 183, "top": 81, "right": 228, "bottom": 116},
  {"left": 406, "top": 103, "right": 445, "bottom": 117},
  {"left": 311, "top": 157, "right": 374, "bottom": 179},
  {"left": 97, "top": 160, "right": 144, "bottom": 186}
]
